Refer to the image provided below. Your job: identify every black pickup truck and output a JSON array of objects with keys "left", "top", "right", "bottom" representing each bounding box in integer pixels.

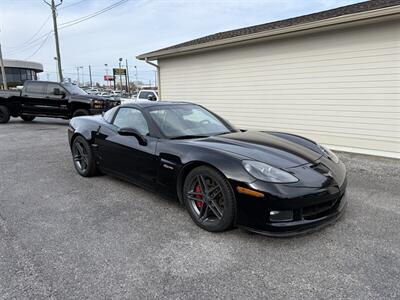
[{"left": 0, "top": 80, "right": 120, "bottom": 123}]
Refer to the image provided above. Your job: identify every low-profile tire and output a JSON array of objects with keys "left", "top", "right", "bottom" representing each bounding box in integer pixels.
[
  {"left": 20, "top": 115, "right": 36, "bottom": 122},
  {"left": 0, "top": 105, "right": 10, "bottom": 124},
  {"left": 71, "top": 136, "right": 97, "bottom": 177},
  {"left": 72, "top": 109, "right": 90, "bottom": 118},
  {"left": 183, "top": 166, "right": 236, "bottom": 232}
]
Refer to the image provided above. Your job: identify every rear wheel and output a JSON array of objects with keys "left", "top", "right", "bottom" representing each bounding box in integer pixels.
[
  {"left": 72, "top": 109, "right": 90, "bottom": 118},
  {"left": 183, "top": 166, "right": 236, "bottom": 232},
  {"left": 20, "top": 115, "right": 36, "bottom": 122},
  {"left": 0, "top": 105, "right": 10, "bottom": 124},
  {"left": 71, "top": 136, "right": 97, "bottom": 177}
]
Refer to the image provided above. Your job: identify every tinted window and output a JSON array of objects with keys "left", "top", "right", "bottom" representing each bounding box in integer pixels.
[
  {"left": 62, "top": 83, "right": 87, "bottom": 95},
  {"left": 148, "top": 104, "right": 232, "bottom": 138},
  {"left": 103, "top": 106, "right": 118, "bottom": 123},
  {"left": 113, "top": 108, "right": 149, "bottom": 135},
  {"left": 25, "top": 82, "right": 46, "bottom": 93},
  {"left": 46, "top": 83, "right": 65, "bottom": 95}
]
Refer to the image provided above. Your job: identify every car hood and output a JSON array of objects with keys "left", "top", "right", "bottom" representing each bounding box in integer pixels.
[{"left": 191, "top": 131, "right": 323, "bottom": 169}]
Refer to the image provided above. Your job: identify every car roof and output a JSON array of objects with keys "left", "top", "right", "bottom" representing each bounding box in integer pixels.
[{"left": 121, "top": 101, "right": 193, "bottom": 109}]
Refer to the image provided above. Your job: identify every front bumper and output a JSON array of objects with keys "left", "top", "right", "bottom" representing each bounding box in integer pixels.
[
  {"left": 233, "top": 159, "right": 348, "bottom": 237},
  {"left": 239, "top": 193, "right": 347, "bottom": 237}
]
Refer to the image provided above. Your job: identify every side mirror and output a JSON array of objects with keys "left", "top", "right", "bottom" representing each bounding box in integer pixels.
[
  {"left": 118, "top": 127, "right": 147, "bottom": 146},
  {"left": 53, "top": 88, "right": 65, "bottom": 97}
]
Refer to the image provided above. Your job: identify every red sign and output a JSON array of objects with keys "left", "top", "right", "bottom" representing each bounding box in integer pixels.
[{"left": 104, "top": 75, "right": 115, "bottom": 81}]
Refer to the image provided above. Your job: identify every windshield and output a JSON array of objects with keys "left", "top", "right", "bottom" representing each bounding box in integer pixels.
[
  {"left": 62, "top": 83, "right": 87, "bottom": 95},
  {"left": 148, "top": 104, "right": 234, "bottom": 139}
]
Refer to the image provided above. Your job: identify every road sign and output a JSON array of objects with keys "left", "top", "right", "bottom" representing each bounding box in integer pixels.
[
  {"left": 113, "top": 68, "right": 126, "bottom": 76},
  {"left": 104, "top": 75, "right": 115, "bottom": 81}
]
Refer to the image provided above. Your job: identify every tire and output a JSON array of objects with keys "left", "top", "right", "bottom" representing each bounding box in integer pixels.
[
  {"left": 183, "top": 166, "right": 236, "bottom": 232},
  {"left": 72, "top": 109, "right": 90, "bottom": 118},
  {"left": 71, "top": 136, "right": 97, "bottom": 177},
  {"left": 0, "top": 105, "right": 10, "bottom": 124},
  {"left": 20, "top": 115, "right": 36, "bottom": 122}
]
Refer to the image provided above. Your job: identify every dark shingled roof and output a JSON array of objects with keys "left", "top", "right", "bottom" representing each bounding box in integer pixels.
[{"left": 141, "top": 0, "right": 400, "bottom": 56}]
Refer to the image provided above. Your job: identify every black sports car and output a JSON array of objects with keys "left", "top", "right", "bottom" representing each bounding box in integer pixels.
[{"left": 68, "top": 101, "right": 347, "bottom": 236}]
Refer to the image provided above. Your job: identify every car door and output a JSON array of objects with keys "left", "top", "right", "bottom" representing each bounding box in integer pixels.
[
  {"left": 20, "top": 81, "right": 47, "bottom": 115},
  {"left": 96, "top": 107, "right": 159, "bottom": 186},
  {"left": 45, "top": 83, "right": 69, "bottom": 116}
]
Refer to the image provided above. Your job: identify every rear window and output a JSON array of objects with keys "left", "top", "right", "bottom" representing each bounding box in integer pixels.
[
  {"left": 139, "top": 91, "right": 155, "bottom": 99},
  {"left": 25, "top": 82, "right": 46, "bottom": 94}
]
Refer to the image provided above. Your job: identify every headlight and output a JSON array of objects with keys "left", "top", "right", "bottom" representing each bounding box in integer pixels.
[
  {"left": 319, "top": 145, "right": 339, "bottom": 163},
  {"left": 242, "top": 160, "right": 299, "bottom": 183},
  {"left": 92, "top": 99, "right": 105, "bottom": 109}
]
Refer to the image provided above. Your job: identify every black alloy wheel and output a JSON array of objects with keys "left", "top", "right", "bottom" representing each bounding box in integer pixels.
[
  {"left": 71, "top": 136, "right": 97, "bottom": 177},
  {"left": 0, "top": 105, "right": 10, "bottom": 124},
  {"left": 183, "top": 166, "right": 235, "bottom": 232},
  {"left": 21, "top": 115, "right": 36, "bottom": 122}
]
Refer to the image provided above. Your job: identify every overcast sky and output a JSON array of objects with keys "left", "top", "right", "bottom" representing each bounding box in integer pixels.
[{"left": 0, "top": 0, "right": 361, "bottom": 84}]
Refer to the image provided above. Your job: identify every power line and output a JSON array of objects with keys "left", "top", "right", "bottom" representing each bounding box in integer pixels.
[
  {"left": 59, "top": 0, "right": 86, "bottom": 10},
  {"left": 24, "top": 32, "right": 52, "bottom": 60},
  {"left": 5, "top": 0, "right": 130, "bottom": 56},
  {"left": 6, "top": 15, "right": 51, "bottom": 50},
  {"left": 59, "top": 0, "right": 129, "bottom": 28}
]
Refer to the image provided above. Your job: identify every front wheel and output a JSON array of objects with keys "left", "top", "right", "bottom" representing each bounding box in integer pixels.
[
  {"left": 183, "top": 166, "right": 236, "bottom": 232},
  {"left": 72, "top": 109, "right": 90, "bottom": 118},
  {"left": 71, "top": 136, "right": 97, "bottom": 177},
  {"left": 0, "top": 105, "right": 10, "bottom": 124},
  {"left": 21, "top": 115, "right": 36, "bottom": 122}
]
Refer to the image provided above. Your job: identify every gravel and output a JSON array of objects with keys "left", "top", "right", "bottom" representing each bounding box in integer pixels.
[{"left": 0, "top": 117, "right": 399, "bottom": 299}]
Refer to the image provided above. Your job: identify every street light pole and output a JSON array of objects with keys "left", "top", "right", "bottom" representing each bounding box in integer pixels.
[
  {"left": 76, "top": 67, "right": 80, "bottom": 85},
  {"left": 125, "top": 59, "right": 130, "bottom": 95},
  {"left": 89, "top": 65, "right": 93, "bottom": 87},
  {"left": 134, "top": 65, "right": 138, "bottom": 92},
  {"left": 0, "top": 43, "right": 8, "bottom": 90},
  {"left": 118, "top": 58, "right": 123, "bottom": 91},
  {"left": 104, "top": 63, "right": 109, "bottom": 88},
  {"left": 44, "top": 0, "right": 63, "bottom": 82},
  {"left": 80, "top": 66, "right": 84, "bottom": 86}
]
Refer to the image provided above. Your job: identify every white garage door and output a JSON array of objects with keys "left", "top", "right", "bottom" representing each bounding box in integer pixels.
[{"left": 159, "top": 19, "right": 400, "bottom": 158}]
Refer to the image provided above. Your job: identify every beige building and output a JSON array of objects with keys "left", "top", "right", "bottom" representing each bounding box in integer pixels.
[{"left": 138, "top": 0, "right": 400, "bottom": 159}]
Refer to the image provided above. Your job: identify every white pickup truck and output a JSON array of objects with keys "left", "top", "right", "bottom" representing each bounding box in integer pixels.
[{"left": 136, "top": 90, "right": 158, "bottom": 101}]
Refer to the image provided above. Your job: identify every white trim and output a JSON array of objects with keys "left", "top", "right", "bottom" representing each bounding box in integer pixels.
[{"left": 137, "top": 6, "right": 400, "bottom": 60}]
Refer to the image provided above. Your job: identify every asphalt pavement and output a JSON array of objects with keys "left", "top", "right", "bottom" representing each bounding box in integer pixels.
[{"left": 0, "top": 117, "right": 399, "bottom": 299}]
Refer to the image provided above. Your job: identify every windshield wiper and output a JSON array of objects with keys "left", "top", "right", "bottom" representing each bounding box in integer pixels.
[{"left": 171, "top": 135, "right": 209, "bottom": 140}]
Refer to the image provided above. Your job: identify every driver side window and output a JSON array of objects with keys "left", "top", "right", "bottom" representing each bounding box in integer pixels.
[
  {"left": 46, "top": 83, "right": 63, "bottom": 94},
  {"left": 113, "top": 108, "right": 149, "bottom": 136}
]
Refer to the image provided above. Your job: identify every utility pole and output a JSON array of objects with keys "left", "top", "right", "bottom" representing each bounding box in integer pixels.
[
  {"left": 125, "top": 59, "right": 130, "bottom": 95},
  {"left": 44, "top": 0, "right": 63, "bottom": 82},
  {"left": 0, "top": 43, "right": 8, "bottom": 90},
  {"left": 89, "top": 65, "right": 93, "bottom": 87},
  {"left": 76, "top": 67, "right": 80, "bottom": 85}
]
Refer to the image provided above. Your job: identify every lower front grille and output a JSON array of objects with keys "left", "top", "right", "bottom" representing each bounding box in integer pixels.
[{"left": 302, "top": 196, "right": 341, "bottom": 220}]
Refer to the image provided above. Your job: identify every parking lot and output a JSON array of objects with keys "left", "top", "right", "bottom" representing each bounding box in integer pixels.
[{"left": 0, "top": 117, "right": 399, "bottom": 299}]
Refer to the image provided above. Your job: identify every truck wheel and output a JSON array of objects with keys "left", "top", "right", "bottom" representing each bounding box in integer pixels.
[
  {"left": 21, "top": 115, "right": 36, "bottom": 122},
  {"left": 0, "top": 106, "right": 10, "bottom": 124},
  {"left": 72, "top": 109, "right": 90, "bottom": 118}
]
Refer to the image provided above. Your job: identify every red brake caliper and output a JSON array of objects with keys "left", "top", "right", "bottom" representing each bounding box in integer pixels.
[{"left": 195, "top": 184, "right": 203, "bottom": 208}]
